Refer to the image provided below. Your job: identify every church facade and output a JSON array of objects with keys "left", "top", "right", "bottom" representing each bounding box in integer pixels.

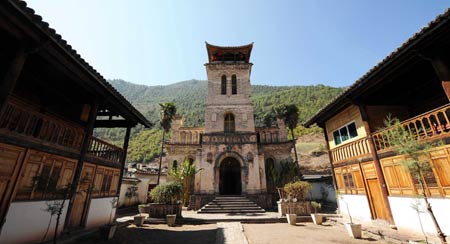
[{"left": 166, "top": 43, "right": 294, "bottom": 209}]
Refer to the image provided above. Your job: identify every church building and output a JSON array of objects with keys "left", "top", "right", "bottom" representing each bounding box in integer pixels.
[{"left": 166, "top": 43, "right": 294, "bottom": 210}]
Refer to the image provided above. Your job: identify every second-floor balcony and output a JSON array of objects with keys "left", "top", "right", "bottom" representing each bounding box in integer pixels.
[
  {"left": 0, "top": 99, "right": 124, "bottom": 164},
  {"left": 331, "top": 103, "right": 450, "bottom": 164},
  {"left": 372, "top": 103, "right": 450, "bottom": 152}
]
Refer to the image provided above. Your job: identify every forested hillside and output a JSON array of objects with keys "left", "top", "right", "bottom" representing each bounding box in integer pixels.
[{"left": 95, "top": 79, "right": 345, "bottom": 163}]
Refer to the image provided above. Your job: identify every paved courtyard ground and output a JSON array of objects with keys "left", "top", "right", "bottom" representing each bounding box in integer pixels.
[{"left": 75, "top": 220, "right": 401, "bottom": 244}]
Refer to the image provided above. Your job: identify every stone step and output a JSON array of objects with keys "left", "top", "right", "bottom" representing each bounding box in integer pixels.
[
  {"left": 197, "top": 209, "right": 266, "bottom": 214},
  {"left": 197, "top": 195, "right": 265, "bottom": 214}
]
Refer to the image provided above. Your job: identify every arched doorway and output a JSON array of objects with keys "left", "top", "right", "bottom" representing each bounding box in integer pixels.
[{"left": 219, "top": 157, "right": 241, "bottom": 195}]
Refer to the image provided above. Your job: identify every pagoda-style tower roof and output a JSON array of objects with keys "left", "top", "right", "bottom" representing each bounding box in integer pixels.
[{"left": 206, "top": 42, "right": 253, "bottom": 63}]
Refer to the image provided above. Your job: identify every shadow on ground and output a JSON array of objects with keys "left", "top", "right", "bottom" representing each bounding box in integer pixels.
[{"left": 77, "top": 224, "right": 217, "bottom": 244}]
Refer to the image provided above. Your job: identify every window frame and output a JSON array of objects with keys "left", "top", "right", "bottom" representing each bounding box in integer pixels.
[
  {"left": 231, "top": 75, "right": 237, "bottom": 95},
  {"left": 224, "top": 113, "right": 235, "bottom": 133},
  {"left": 333, "top": 121, "right": 358, "bottom": 146},
  {"left": 221, "top": 75, "right": 227, "bottom": 95}
]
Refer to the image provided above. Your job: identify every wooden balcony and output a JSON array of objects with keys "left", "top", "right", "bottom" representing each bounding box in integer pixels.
[
  {"left": 331, "top": 137, "right": 371, "bottom": 164},
  {"left": 202, "top": 133, "right": 258, "bottom": 144},
  {"left": 372, "top": 103, "right": 450, "bottom": 152},
  {"left": 87, "top": 137, "right": 124, "bottom": 163},
  {"left": 0, "top": 99, "right": 84, "bottom": 151},
  {"left": 0, "top": 98, "right": 124, "bottom": 164}
]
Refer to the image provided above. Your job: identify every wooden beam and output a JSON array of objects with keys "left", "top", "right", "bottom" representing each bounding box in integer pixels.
[
  {"left": 94, "top": 119, "right": 136, "bottom": 128},
  {"left": 116, "top": 127, "right": 131, "bottom": 195},
  {"left": 64, "top": 100, "right": 98, "bottom": 230},
  {"left": 0, "top": 47, "right": 27, "bottom": 115}
]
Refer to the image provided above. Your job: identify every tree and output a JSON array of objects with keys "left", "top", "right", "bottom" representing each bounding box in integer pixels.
[
  {"left": 168, "top": 159, "right": 203, "bottom": 206},
  {"left": 384, "top": 116, "right": 447, "bottom": 244},
  {"left": 157, "top": 102, "right": 177, "bottom": 185},
  {"left": 274, "top": 104, "right": 300, "bottom": 164}
]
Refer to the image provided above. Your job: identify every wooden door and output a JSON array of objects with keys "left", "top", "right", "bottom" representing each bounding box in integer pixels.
[
  {"left": 367, "top": 178, "right": 390, "bottom": 220},
  {"left": 0, "top": 143, "right": 26, "bottom": 227},
  {"left": 68, "top": 163, "right": 95, "bottom": 228}
]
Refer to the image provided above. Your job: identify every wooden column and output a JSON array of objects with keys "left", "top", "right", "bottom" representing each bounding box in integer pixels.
[
  {"left": 63, "top": 100, "right": 99, "bottom": 229},
  {"left": 116, "top": 126, "right": 131, "bottom": 195},
  {"left": 0, "top": 48, "right": 27, "bottom": 114},
  {"left": 430, "top": 56, "right": 450, "bottom": 100},
  {"left": 358, "top": 104, "right": 394, "bottom": 224},
  {"left": 320, "top": 124, "right": 338, "bottom": 190}
]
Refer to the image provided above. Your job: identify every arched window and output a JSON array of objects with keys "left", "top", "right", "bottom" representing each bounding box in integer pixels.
[
  {"left": 221, "top": 75, "right": 227, "bottom": 95},
  {"left": 231, "top": 75, "right": 237, "bottom": 94},
  {"left": 224, "top": 113, "right": 235, "bottom": 133}
]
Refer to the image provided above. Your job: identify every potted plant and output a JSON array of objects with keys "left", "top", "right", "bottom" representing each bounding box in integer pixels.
[
  {"left": 310, "top": 201, "right": 323, "bottom": 225},
  {"left": 283, "top": 180, "right": 312, "bottom": 225},
  {"left": 138, "top": 204, "right": 150, "bottom": 215},
  {"left": 100, "top": 198, "right": 118, "bottom": 240},
  {"left": 341, "top": 196, "right": 362, "bottom": 239},
  {"left": 149, "top": 181, "right": 182, "bottom": 226}
]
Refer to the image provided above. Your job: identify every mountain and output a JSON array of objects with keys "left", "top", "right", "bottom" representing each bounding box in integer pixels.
[{"left": 95, "top": 79, "right": 345, "bottom": 163}]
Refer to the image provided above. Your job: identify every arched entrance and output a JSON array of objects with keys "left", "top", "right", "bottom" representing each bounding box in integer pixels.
[{"left": 219, "top": 157, "right": 242, "bottom": 195}]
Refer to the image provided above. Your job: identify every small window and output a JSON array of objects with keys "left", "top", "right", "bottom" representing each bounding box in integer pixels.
[
  {"left": 221, "top": 75, "right": 227, "bottom": 95},
  {"left": 333, "top": 122, "right": 358, "bottom": 145},
  {"left": 224, "top": 113, "right": 235, "bottom": 133},
  {"left": 231, "top": 75, "right": 237, "bottom": 95}
]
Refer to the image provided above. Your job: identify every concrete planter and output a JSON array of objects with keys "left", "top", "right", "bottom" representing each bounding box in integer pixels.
[
  {"left": 311, "top": 214, "right": 323, "bottom": 225},
  {"left": 286, "top": 214, "right": 297, "bottom": 225},
  {"left": 344, "top": 223, "right": 362, "bottom": 239},
  {"left": 278, "top": 201, "right": 311, "bottom": 217},
  {"left": 99, "top": 224, "right": 117, "bottom": 240},
  {"left": 166, "top": 214, "right": 177, "bottom": 227},
  {"left": 138, "top": 205, "right": 150, "bottom": 214},
  {"left": 148, "top": 203, "right": 182, "bottom": 218},
  {"left": 134, "top": 215, "right": 145, "bottom": 226}
]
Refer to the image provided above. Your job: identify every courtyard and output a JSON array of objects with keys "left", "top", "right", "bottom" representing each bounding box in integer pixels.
[{"left": 75, "top": 220, "right": 397, "bottom": 244}]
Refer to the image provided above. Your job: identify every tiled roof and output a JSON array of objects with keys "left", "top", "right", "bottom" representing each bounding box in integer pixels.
[
  {"left": 8, "top": 0, "right": 152, "bottom": 128},
  {"left": 304, "top": 8, "right": 450, "bottom": 127}
]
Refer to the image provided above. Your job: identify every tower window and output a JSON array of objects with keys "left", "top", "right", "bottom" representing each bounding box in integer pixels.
[
  {"left": 232, "top": 75, "right": 237, "bottom": 95},
  {"left": 221, "top": 75, "right": 227, "bottom": 95},
  {"left": 224, "top": 113, "right": 235, "bottom": 133}
]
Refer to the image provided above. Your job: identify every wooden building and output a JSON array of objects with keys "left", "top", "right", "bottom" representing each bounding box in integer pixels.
[
  {"left": 0, "top": 1, "right": 152, "bottom": 243},
  {"left": 305, "top": 9, "right": 450, "bottom": 236}
]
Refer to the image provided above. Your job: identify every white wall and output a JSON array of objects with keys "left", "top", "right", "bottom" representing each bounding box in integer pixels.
[
  {"left": 389, "top": 196, "right": 450, "bottom": 236},
  {"left": 0, "top": 200, "right": 68, "bottom": 244},
  {"left": 307, "top": 182, "right": 336, "bottom": 203},
  {"left": 85, "top": 197, "right": 117, "bottom": 229},
  {"left": 338, "top": 194, "right": 372, "bottom": 223},
  {"left": 118, "top": 180, "right": 149, "bottom": 207}
]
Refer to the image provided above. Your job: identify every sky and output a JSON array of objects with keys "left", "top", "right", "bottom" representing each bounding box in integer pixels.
[{"left": 26, "top": 0, "right": 449, "bottom": 87}]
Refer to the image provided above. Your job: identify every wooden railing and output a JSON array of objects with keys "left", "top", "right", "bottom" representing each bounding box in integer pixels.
[
  {"left": 331, "top": 137, "right": 371, "bottom": 164},
  {"left": 372, "top": 103, "right": 450, "bottom": 152},
  {"left": 88, "top": 137, "right": 124, "bottom": 163},
  {"left": 202, "top": 133, "right": 258, "bottom": 144},
  {"left": 0, "top": 100, "right": 84, "bottom": 150}
]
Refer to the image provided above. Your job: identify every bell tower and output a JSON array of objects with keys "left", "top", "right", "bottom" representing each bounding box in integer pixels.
[{"left": 204, "top": 42, "right": 255, "bottom": 133}]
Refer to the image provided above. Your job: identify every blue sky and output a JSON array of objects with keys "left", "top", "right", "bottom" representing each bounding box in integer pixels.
[{"left": 27, "top": 0, "right": 448, "bottom": 87}]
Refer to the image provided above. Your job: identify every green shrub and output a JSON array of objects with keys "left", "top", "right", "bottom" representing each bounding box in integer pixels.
[
  {"left": 311, "top": 201, "right": 322, "bottom": 214},
  {"left": 283, "top": 180, "right": 311, "bottom": 201},
  {"left": 149, "top": 182, "right": 182, "bottom": 204}
]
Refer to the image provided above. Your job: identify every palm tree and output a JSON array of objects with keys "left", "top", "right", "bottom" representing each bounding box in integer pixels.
[
  {"left": 157, "top": 102, "right": 176, "bottom": 185},
  {"left": 274, "top": 104, "right": 300, "bottom": 164}
]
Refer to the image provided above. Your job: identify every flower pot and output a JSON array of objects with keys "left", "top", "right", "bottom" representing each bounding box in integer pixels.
[
  {"left": 345, "top": 223, "right": 362, "bottom": 239},
  {"left": 286, "top": 214, "right": 297, "bottom": 225},
  {"left": 134, "top": 215, "right": 146, "bottom": 226},
  {"left": 166, "top": 214, "right": 177, "bottom": 227},
  {"left": 99, "top": 223, "right": 117, "bottom": 240},
  {"left": 311, "top": 213, "right": 323, "bottom": 225}
]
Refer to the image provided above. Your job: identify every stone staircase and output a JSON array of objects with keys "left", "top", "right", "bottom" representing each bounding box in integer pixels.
[{"left": 197, "top": 195, "right": 265, "bottom": 214}]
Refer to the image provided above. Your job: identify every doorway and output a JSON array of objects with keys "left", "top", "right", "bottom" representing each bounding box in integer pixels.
[{"left": 219, "top": 157, "right": 241, "bottom": 195}]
